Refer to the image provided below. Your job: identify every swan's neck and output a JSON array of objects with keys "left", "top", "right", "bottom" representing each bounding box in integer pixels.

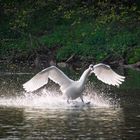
[{"left": 79, "top": 68, "right": 90, "bottom": 86}]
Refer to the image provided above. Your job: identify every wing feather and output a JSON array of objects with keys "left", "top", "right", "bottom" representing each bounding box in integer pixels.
[
  {"left": 93, "top": 63, "right": 125, "bottom": 87},
  {"left": 23, "top": 66, "right": 73, "bottom": 92}
]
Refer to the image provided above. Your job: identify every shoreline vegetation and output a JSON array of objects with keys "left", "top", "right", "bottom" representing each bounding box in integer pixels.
[{"left": 0, "top": 0, "right": 140, "bottom": 70}]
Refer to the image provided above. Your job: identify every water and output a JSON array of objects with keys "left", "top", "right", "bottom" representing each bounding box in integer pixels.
[{"left": 0, "top": 67, "right": 140, "bottom": 139}]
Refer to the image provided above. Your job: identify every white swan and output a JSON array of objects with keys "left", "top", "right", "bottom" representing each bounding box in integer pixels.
[{"left": 23, "top": 63, "right": 125, "bottom": 103}]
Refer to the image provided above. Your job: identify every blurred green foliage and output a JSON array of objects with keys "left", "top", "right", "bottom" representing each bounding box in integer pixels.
[{"left": 0, "top": 0, "right": 140, "bottom": 64}]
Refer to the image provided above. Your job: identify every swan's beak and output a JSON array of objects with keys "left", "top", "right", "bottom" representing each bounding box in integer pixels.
[
  {"left": 89, "top": 64, "right": 94, "bottom": 74},
  {"left": 90, "top": 68, "right": 94, "bottom": 74}
]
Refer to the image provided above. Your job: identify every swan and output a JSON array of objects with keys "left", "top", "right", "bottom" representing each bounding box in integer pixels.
[{"left": 23, "top": 63, "right": 125, "bottom": 103}]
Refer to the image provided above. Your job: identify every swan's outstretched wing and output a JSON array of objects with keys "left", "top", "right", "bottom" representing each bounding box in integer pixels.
[
  {"left": 23, "top": 66, "right": 73, "bottom": 92},
  {"left": 93, "top": 63, "right": 125, "bottom": 87}
]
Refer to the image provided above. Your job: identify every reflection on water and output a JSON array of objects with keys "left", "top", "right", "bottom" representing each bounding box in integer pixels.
[
  {"left": 0, "top": 106, "right": 125, "bottom": 140},
  {"left": 0, "top": 67, "right": 140, "bottom": 139}
]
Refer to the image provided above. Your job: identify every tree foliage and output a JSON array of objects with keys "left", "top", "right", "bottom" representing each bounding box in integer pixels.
[{"left": 0, "top": 0, "right": 140, "bottom": 64}]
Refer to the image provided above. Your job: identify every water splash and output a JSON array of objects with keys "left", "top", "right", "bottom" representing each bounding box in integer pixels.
[{"left": 0, "top": 85, "right": 119, "bottom": 109}]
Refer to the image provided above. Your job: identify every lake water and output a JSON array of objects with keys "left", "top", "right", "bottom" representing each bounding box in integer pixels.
[{"left": 0, "top": 66, "right": 140, "bottom": 140}]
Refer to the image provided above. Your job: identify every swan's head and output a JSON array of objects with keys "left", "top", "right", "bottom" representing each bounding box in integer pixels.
[{"left": 89, "top": 64, "right": 94, "bottom": 71}]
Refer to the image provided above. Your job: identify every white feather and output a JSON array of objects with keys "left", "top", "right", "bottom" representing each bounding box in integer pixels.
[
  {"left": 23, "top": 66, "right": 73, "bottom": 92},
  {"left": 93, "top": 63, "right": 125, "bottom": 87}
]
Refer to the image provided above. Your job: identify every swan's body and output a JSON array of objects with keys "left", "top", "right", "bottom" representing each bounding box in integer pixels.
[{"left": 23, "top": 63, "right": 125, "bottom": 103}]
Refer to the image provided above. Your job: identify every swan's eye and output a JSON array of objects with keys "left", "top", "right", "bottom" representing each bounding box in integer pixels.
[{"left": 89, "top": 65, "right": 93, "bottom": 69}]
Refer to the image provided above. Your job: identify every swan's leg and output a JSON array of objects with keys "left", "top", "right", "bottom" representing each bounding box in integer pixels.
[
  {"left": 80, "top": 96, "right": 90, "bottom": 105},
  {"left": 67, "top": 98, "right": 70, "bottom": 104},
  {"left": 80, "top": 96, "right": 84, "bottom": 103}
]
